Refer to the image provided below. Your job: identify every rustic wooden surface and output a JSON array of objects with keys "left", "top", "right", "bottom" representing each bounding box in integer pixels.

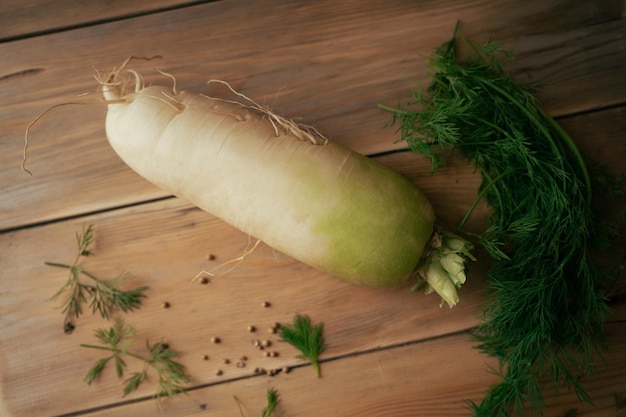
[{"left": 1, "top": 1, "right": 625, "bottom": 416}]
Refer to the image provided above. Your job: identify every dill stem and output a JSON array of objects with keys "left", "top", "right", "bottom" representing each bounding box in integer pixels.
[
  {"left": 457, "top": 170, "right": 509, "bottom": 231},
  {"left": 80, "top": 343, "right": 145, "bottom": 362},
  {"left": 541, "top": 109, "right": 592, "bottom": 206},
  {"left": 45, "top": 261, "right": 100, "bottom": 281},
  {"left": 378, "top": 103, "right": 398, "bottom": 113},
  {"left": 45, "top": 261, "right": 74, "bottom": 269},
  {"left": 476, "top": 79, "right": 592, "bottom": 205},
  {"left": 312, "top": 359, "right": 321, "bottom": 378}
]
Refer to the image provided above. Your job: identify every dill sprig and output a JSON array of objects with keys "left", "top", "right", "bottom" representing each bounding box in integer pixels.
[
  {"left": 262, "top": 388, "right": 280, "bottom": 417},
  {"left": 383, "top": 23, "right": 624, "bottom": 416},
  {"left": 234, "top": 388, "right": 281, "bottom": 417},
  {"left": 279, "top": 314, "right": 325, "bottom": 378},
  {"left": 81, "top": 317, "right": 191, "bottom": 402},
  {"left": 47, "top": 224, "right": 148, "bottom": 329}
]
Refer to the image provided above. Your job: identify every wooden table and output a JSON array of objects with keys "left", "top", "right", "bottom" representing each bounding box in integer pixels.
[{"left": 1, "top": 1, "right": 625, "bottom": 416}]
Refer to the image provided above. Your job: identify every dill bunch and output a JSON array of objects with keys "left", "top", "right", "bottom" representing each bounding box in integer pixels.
[{"left": 383, "top": 23, "right": 622, "bottom": 416}]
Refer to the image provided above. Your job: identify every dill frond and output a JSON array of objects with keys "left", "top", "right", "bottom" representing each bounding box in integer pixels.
[
  {"left": 279, "top": 314, "right": 325, "bottom": 377},
  {"left": 262, "top": 388, "right": 280, "bottom": 417},
  {"left": 81, "top": 317, "right": 191, "bottom": 403},
  {"left": 46, "top": 224, "right": 148, "bottom": 329}
]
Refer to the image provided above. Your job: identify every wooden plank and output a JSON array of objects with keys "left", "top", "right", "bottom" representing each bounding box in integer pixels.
[
  {"left": 0, "top": 0, "right": 204, "bottom": 41},
  {"left": 1, "top": 147, "right": 624, "bottom": 416},
  {"left": 0, "top": 159, "right": 490, "bottom": 416},
  {"left": 57, "top": 322, "right": 626, "bottom": 417},
  {"left": 1, "top": 0, "right": 626, "bottom": 230}
]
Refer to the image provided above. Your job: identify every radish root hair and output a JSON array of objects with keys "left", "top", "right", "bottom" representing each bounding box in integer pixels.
[
  {"left": 94, "top": 55, "right": 162, "bottom": 96},
  {"left": 97, "top": 56, "right": 327, "bottom": 145},
  {"left": 192, "top": 238, "right": 262, "bottom": 282},
  {"left": 206, "top": 79, "right": 328, "bottom": 146},
  {"left": 22, "top": 102, "right": 92, "bottom": 176}
]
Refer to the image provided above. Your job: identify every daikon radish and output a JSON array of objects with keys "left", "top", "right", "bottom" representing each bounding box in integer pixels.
[{"left": 95, "top": 59, "right": 471, "bottom": 305}]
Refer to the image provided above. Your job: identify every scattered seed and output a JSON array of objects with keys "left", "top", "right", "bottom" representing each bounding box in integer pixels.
[
  {"left": 282, "top": 366, "right": 290, "bottom": 374},
  {"left": 211, "top": 337, "right": 221, "bottom": 344},
  {"left": 223, "top": 358, "right": 230, "bottom": 364},
  {"left": 161, "top": 301, "right": 171, "bottom": 309},
  {"left": 199, "top": 404, "right": 208, "bottom": 411},
  {"left": 248, "top": 325, "right": 256, "bottom": 332},
  {"left": 268, "top": 327, "right": 277, "bottom": 334},
  {"left": 261, "top": 301, "right": 271, "bottom": 308},
  {"left": 215, "top": 369, "right": 223, "bottom": 376},
  {"left": 206, "top": 254, "right": 216, "bottom": 261},
  {"left": 270, "top": 351, "right": 279, "bottom": 358},
  {"left": 236, "top": 361, "right": 246, "bottom": 368},
  {"left": 264, "top": 351, "right": 271, "bottom": 357},
  {"left": 239, "top": 355, "right": 248, "bottom": 361},
  {"left": 203, "top": 354, "right": 210, "bottom": 361},
  {"left": 252, "top": 339, "right": 261, "bottom": 347},
  {"left": 268, "top": 369, "right": 277, "bottom": 376},
  {"left": 261, "top": 340, "right": 271, "bottom": 348},
  {"left": 63, "top": 322, "right": 76, "bottom": 334},
  {"left": 200, "top": 276, "right": 210, "bottom": 285},
  {"left": 274, "top": 322, "right": 281, "bottom": 329},
  {"left": 254, "top": 367, "right": 262, "bottom": 374}
]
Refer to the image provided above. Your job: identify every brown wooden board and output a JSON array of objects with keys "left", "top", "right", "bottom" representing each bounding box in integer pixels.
[
  {"left": 1, "top": 0, "right": 626, "bottom": 230},
  {"left": 0, "top": 0, "right": 203, "bottom": 41},
  {"left": 1, "top": 0, "right": 625, "bottom": 416}
]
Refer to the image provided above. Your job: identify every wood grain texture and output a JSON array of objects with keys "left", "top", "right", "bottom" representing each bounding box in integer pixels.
[
  {"left": 0, "top": 0, "right": 205, "bottom": 41},
  {"left": 1, "top": 0, "right": 626, "bottom": 230},
  {"left": 1, "top": 0, "right": 625, "bottom": 416},
  {"left": 13, "top": 323, "right": 625, "bottom": 417},
  {"left": 0, "top": 191, "right": 487, "bottom": 416}
]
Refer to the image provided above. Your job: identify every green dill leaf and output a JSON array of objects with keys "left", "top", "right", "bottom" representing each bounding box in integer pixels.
[
  {"left": 262, "top": 388, "right": 280, "bottom": 417},
  {"left": 76, "top": 224, "right": 95, "bottom": 257},
  {"left": 279, "top": 314, "right": 325, "bottom": 378},
  {"left": 81, "top": 319, "right": 191, "bottom": 402},
  {"left": 84, "top": 357, "right": 111, "bottom": 385},
  {"left": 46, "top": 225, "right": 149, "bottom": 327},
  {"left": 123, "top": 371, "right": 146, "bottom": 397},
  {"left": 114, "top": 356, "right": 126, "bottom": 378}
]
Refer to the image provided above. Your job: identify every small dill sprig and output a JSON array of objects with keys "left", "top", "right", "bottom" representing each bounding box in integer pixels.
[
  {"left": 46, "top": 224, "right": 148, "bottom": 330},
  {"left": 279, "top": 314, "right": 325, "bottom": 378},
  {"left": 234, "top": 388, "right": 281, "bottom": 417},
  {"left": 262, "top": 388, "right": 280, "bottom": 417},
  {"left": 382, "top": 22, "right": 624, "bottom": 416},
  {"left": 81, "top": 317, "right": 191, "bottom": 402}
]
